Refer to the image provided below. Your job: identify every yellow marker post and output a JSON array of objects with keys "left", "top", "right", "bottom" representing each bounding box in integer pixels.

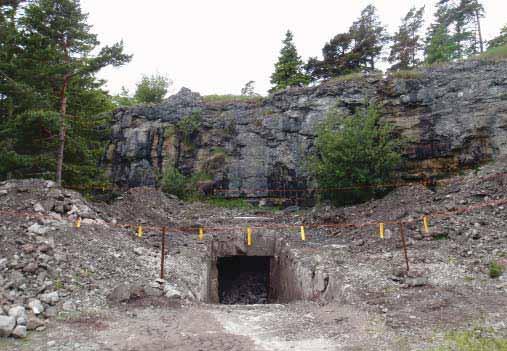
[
  {"left": 199, "top": 227, "right": 204, "bottom": 241},
  {"left": 300, "top": 226, "right": 306, "bottom": 241},
  {"left": 76, "top": 217, "right": 81, "bottom": 229},
  {"left": 423, "top": 216, "right": 430, "bottom": 235},
  {"left": 247, "top": 226, "right": 252, "bottom": 246},
  {"left": 137, "top": 225, "right": 144, "bottom": 238},
  {"left": 379, "top": 223, "right": 385, "bottom": 239}
]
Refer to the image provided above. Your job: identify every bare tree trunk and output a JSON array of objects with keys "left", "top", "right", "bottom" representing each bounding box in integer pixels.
[
  {"left": 56, "top": 38, "right": 70, "bottom": 186},
  {"left": 55, "top": 75, "right": 69, "bottom": 186},
  {"left": 475, "top": 10, "right": 483, "bottom": 53}
]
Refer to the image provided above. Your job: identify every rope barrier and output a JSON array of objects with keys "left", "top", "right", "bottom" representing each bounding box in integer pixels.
[{"left": 1, "top": 194, "right": 505, "bottom": 236}]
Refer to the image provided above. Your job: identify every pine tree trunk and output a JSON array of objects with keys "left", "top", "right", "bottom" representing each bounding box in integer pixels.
[
  {"left": 475, "top": 10, "right": 484, "bottom": 53},
  {"left": 55, "top": 75, "right": 69, "bottom": 186},
  {"left": 56, "top": 39, "right": 70, "bottom": 186}
]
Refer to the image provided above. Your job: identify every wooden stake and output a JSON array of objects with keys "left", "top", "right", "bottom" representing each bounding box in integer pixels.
[
  {"left": 399, "top": 222, "right": 410, "bottom": 273},
  {"left": 160, "top": 227, "right": 167, "bottom": 280}
]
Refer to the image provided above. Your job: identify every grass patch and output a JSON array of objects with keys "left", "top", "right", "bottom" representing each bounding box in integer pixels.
[
  {"left": 476, "top": 45, "right": 507, "bottom": 61},
  {"left": 326, "top": 71, "right": 382, "bottom": 84},
  {"left": 202, "top": 95, "right": 263, "bottom": 104},
  {"left": 489, "top": 261, "right": 505, "bottom": 278},
  {"left": 433, "top": 233, "right": 449, "bottom": 241},
  {"left": 433, "top": 329, "right": 507, "bottom": 351},
  {"left": 206, "top": 198, "right": 255, "bottom": 210},
  {"left": 389, "top": 69, "right": 424, "bottom": 79}
]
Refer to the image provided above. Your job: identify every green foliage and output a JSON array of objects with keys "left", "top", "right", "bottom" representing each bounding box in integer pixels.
[
  {"left": 477, "top": 45, "right": 507, "bottom": 61},
  {"left": 0, "top": 0, "right": 130, "bottom": 187},
  {"left": 134, "top": 74, "right": 171, "bottom": 104},
  {"left": 489, "top": 261, "right": 504, "bottom": 278},
  {"left": 206, "top": 198, "right": 255, "bottom": 210},
  {"left": 306, "top": 5, "right": 388, "bottom": 81},
  {"left": 425, "top": 24, "right": 458, "bottom": 64},
  {"left": 310, "top": 104, "right": 403, "bottom": 205},
  {"left": 425, "top": 0, "right": 485, "bottom": 64},
  {"left": 488, "top": 25, "right": 507, "bottom": 49},
  {"left": 161, "top": 164, "right": 213, "bottom": 201},
  {"left": 111, "top": 86, "right": 137, "bottom": 107},
  {"left": 270, "top": 30, "right": 310, "bottom": 92},
  {"left": 161, "top": 165, "right": 187, "bottom": 199},
  {"left": 176, "top": 111, "right": 202, "bottom": 145},
  {"left": 433, "top": 329, "right": 507, "bottom": 351},
  {"left": 388, "top": 7, "right": 425, "bottom": 70}
]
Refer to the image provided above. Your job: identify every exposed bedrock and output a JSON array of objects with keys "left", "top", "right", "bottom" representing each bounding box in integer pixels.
[{"left": 103, "top": 60, "right": 507, "bottom": 198}]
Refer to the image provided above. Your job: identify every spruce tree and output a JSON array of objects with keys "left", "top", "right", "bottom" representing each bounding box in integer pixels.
[
  {"left": 270, "top": 30, "right": 309, "bottom": 92},
  {"left": 388, "top": 7, "right": 425, "bottom": 70}
]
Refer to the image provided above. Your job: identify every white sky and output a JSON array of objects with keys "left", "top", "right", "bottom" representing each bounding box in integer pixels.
[{"left": 80, "top": 0, "right": 506, "bottom": 97}]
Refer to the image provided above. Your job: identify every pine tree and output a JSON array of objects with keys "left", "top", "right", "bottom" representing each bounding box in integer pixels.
[
  {"left": 19, "top": 0, "right": 131, "bottom": 185},
  {"left": 270, "top": 30, "right": 309, "bottom": 92},
  {"left": 388, "top": 7, "right": 425, "bottom": 70},
  {"left": 488, "top": 25, "right": 507, "bottom": 49},
  {"left": 425, "top": 0, "right": 485, "bottom": 63},
  {"left": 349, "top": 5, "right": 389, "bottom": 70},
  {"left": 306, "top": 5, "right": 387, "bottom": 81}
]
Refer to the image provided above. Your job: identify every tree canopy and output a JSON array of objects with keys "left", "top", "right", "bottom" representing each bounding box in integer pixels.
[
  {"left": 0, "top": 0, "right": 131, "bottom": 186},
  {"left": 306, "top": 5, "right": 387, "bottom": 81},
  {"left": 388, "top": 7, "right": 425, "bottom": 70},
  {"left": 134, "top": 74, "right": 171, "bottom": 104}
]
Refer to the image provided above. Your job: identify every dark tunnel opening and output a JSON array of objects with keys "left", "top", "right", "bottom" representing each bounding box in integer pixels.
[{"left": 217, "top": 256, "right": 272, "bottom": 305}]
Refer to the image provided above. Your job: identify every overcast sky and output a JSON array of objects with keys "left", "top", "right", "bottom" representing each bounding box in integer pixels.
[{"left": 80, "top": 0, "right": 506, "bottom": 97}]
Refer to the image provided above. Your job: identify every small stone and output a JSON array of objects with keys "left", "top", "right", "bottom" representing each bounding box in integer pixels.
[
  {"left": 107, "top": 284, "right": 131, "bottom": 303},
  {"left": 164, "top": 284, "right": 182, "bottom": 299},
  {"left": 33, "top": 203, "right": 45, "bottom": 212},
  {"left": 27, "top": 315, "right": 45, "bottom": 331},
  {"left": 0, "top": 190, "right": 7, "bottom": 196},
  {"left": 8, "top": 305, "right": 26, "bottom": 320},
  {"left": 405, "top": 277, "right": 428, "bottom": 287},
  {"left": 38, "top": 244, "right": 51, "bottom": 253},
  {"left": 133, "top": 247, "right": 144, "bottom": 256},
  {"left": 39, "top": 291, "right": 59, "bottom": 305},
  {"left": 0, "top": 315, "right": 16, "bottom": 337},
  {"left": 44, "top": 307, "right": 57, "bottom": 319},
  {"left": 22, "top": 244, "right": 36, "bottom": 254},
  {"left": 17, "top": 315, "right": 27, "bottom": 326},
  {"left": 28, "top": 299, "right": 44, "bottom": 315},
  {"left": 62, "top": 300, "right": 76, "bottom": 311},
  {"left": 28, "top": 223, "right": 50, "bottom": 235},
  {"left": 23, "top": 262, "right": 38, "bottom": 274},
  {"left": 144, "top": 286, "right": 163, "bottom": 297},
  {"left": 12, "top": 325, "right": 27, "bottom": 338}
]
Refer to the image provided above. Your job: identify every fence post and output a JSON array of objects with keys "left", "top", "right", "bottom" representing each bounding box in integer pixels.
[
  {"left": 160, "top": 226, "right": 167, "bottom": 280},
  {"left": 399, "top": 222, "right": 410, "bottom": 273}
]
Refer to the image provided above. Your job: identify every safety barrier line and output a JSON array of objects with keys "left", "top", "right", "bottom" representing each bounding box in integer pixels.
[{"left": 1, "top": 195, "right": 505, "bottom": 237}]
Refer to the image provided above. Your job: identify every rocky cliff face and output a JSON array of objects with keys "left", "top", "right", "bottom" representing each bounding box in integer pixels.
[{"left": 103, "top": 60, "right": 507, "bottom": 198}]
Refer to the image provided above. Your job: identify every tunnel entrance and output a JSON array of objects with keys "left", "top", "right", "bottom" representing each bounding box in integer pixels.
[{"left": 217, "top": 256, "right": 271, "bottom": 305}]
